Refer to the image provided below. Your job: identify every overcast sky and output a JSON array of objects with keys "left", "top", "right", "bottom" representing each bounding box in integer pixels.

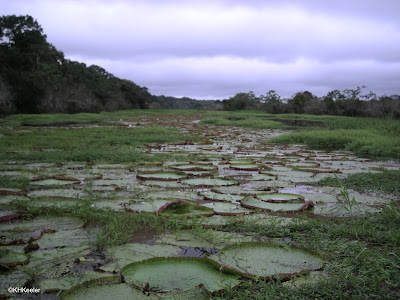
[{"left": 2, "top": 0, "right": 400, "bottom": 99}]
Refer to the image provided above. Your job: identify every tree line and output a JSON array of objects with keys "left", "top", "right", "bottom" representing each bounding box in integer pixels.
[
  {"left": 222, "top": 88, "right": 400, "bottom": 119},
  {"left": 0, "top": 15, "right": 152, "bottom": 116}
]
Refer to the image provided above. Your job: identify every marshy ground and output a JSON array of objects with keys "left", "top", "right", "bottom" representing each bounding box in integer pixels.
[{"left": 1, "top": 110, "right": 399, "bottom": 299}]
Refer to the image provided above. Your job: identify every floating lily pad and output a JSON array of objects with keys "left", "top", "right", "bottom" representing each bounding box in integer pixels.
[
  {"left": 256, "top": 193, "right": 305, "bottom": 203},
  {"left": 241, "top": 197, "right": 312, "bottom": 213},
  {"left": 28, "top": 189, "right": 87, "bottom": 199},
  {"left": 203, "top": 191, "right": 244, "bottom": 202},
  {"left": 39, "top": 272, "right": 117, "bottom": 292},
  {"left": 210, "top": 242, "right": 323, "bottom": 279},
  {"left": 169, "top": 164, "right": 217, "bottom": 171},
  {"left": 121, "top": 257, "right": 240, "bottom": 293},
  {"left": 182, "top": 177, "right": 238, "bottom": 187},
  {"left": 204, "top": 202, "right": 253, "bottom": 215},
  {"left": 159, "top": 202, "right": 214, "bottom": 217},
  {"left": 31, "top": 179, "right": 79, "bottom": 186},
  {"left": 0, "top": 249, "right": 30, "bottom": 268},
  {"left": 229, "top": 164, "right": 269, "bottom": 171},
  {"left": 62, "top": 283, "right": 209, "bottom": 300},
  {"left": 251, "top": 173, "right": 276, "bottom": 181},
  {"left": 104, "top": 243, "right": 182, "bottom": 271},
  {"left": 137, "top": 172, "right": 187, "bottom": 181}
]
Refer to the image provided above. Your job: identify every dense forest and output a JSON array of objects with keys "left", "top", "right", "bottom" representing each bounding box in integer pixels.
[
  {"left": 0, "top": 15, "right": 153, "bottom": 115},
  {"left": 1, "top": 15, "right": 399, "bottom": 118},
  {"left": 222, "top": 89, "right": 400, "bottom": 119}
]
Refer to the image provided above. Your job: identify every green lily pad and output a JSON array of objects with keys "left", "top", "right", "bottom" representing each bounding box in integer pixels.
[
  {"left": 0, "top": 249, "right": 30, "bottom": 268},
  {"left": 251, "top": 173, "right": 276, "bottom": 181},
  {"left": 256, "top": 193, "right": 305, "bottom": 203},
  {"left": 241, "top": 197, "right": 310, "bottom": 212},
  {"left": 203, "top": 191, "right": 244, "bottom": 202},
  {"left": 39, "top": 272, "right": 117, "bottom": 292},
  {"left": 137, "top": 172, "right": 187, "bottom": 181},
  {"left": 62, "top": 283, "right": 209, "bottom": 300},
  {"left": 169, "top": 164, "right": 216, "bottom": 171},
  {"left": 28, "top": 189, "right": 87, "bottom": 199},
  {"left": 104, "top": 243, "right": 182, "bottom": 271},
  {"left": 31, "top": 179, "right": 79, "bottom": 186},
  {"left": 182, "top": 177, "right": 238, "bottom": 187},
  {"left": 121, "top": 257, "right": 240, "bottom": 293},
  {"left": 159, "top": 202, "right": 214, "bottom": 217},
  {"left": 229, "top": 164, "right": 268, "bottom": 171},
  {"left": 210, "top": 242, "right": 323, "bottom": 279},
  {"left": 204, "top": 202, "right": 253, "bottom": 215}
]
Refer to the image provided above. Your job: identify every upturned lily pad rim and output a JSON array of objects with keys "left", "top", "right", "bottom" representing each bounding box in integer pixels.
[
  {"left": 0, "top": 249, "right": 30, "bottom": 268},
  {"left": 159, "top": 201, "right": 215, "bottom": 218},
  {"left": 121, "top": 256, "right": 241, "bottom": 294},
  {"left": 182, "top": 177, "right": 239, "bottom": 187},
  {"left": 217, "top": 242, "right": 324, "bottom": 280},
  {"left": 256, "top": 193, "right": 305, "bottom": 203},
  {"left": 136, "top": 171, "right": 188, "bottom": 181},
  {"left": 241, "top": 197, "right": 314, "bottom": 213}
]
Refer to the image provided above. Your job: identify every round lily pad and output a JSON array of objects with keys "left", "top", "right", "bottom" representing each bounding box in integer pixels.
[
  {"left": 137, "top": 172, "right": 187, "bottom": 181},
  {"left": 229, "top": 164, "right": 270, "bottom": 171},
  {"left": 204, "top": 202, "right": 253, "bottom": 216},
  {"left": 210, "top": 242, "right": 323, "bottom": 279},
  {"left": 182, "top": 177, "right": 238, "bottom": 187},
  {"left": 169, "top": 164, "right": 216, "bottom": 171},
  {"left": 159, "top": 202, "right": 214, "bottom": 218},
  {"left": 62, "top": 283, "right": 209, "bottom": 300},
  {"left": 203, "top": 191, "right": 244, "bottom": 202},
  {"left": 0, "top": 249, "right": 30, "bottom": 268},
  {"left": 256, "top": 193, "right": 305, "bottom": 203},
  {"left": 241, "top": 197, "right": 311, "bottom": 213},
  {"left": 121, "top": 257, "right": 240, "bottom": 293},
  {"left": 30, "top": 179, "right": 80, "bottom": 186}
]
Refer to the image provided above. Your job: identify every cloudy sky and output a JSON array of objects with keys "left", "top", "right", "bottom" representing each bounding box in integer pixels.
[{"left": 2, "top": 0, "right": 400, "bottom": 99}]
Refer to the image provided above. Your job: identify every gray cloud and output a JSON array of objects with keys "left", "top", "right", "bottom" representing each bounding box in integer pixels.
[{"left": 2, "top": 0, "right": 400, "bottom": 98}]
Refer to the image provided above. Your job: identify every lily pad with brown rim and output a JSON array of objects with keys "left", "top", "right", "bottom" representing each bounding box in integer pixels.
[
  {"left": 256, "top": 193, "right": 305, "bottom": 203},
  {"left": 241, "top": 197, "right": 313, "bottom": 213},
  {"left": 121, "top": 257, "right": 241, "bottom": 294},
  {"left": 209, "top": 242, "right": 323, "bottom": 279}
]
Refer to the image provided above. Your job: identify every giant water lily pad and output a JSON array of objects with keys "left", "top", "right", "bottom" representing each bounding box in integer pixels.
[
  {"left": 182, "top": 177, "right": 238, "bottom": 187},
  {"left": 137, "top": 172, "right": 187, "bottom": 181},
  {"left": 203, "top": 191, "right": 244, "bottom": 202},
  {"left": 121, "top": 257, "right": 240, "bottom": 293},
  {"left": 28, "top": 189, "right": 87, "bottom": 199},
  {"left": 210, "top": 242, "right": 323, "bottom": 279},
  {"left": 256, "top": 193, "right": 305, "bottom": 203},
  {"left": 159, "top": 202, "right": 214, "bottom": 217},
  {"left": 0, "top": 249, "right": 30, "bottom": 268},
  {"left": 169, "top": 164, "right": 216, "bottom": 171},
  {"left": 241, "top": 197, "right": 312, "bottom": 213},
  {"left": 31, "top": 179, "right": 79, "bottom": 186},
  {"left": 229, "top": 164, "right": 269, "bottom": 171},
  {"left": 204, "top": 202, "right": 253, "bottom": 215},
  {"left": 39, "top": 272, "right": 117, "bottom": 292},
  {"left": 103, "top": 243, "right": 181, "bottom": 271},
  {"left": 62, "top": 283, "right": 209, "bottom": 300}
]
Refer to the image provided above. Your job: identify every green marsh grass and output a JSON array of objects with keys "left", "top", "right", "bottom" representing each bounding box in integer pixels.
[{"left": 0, "top": 126, "right": 197, "bottom": 163}]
